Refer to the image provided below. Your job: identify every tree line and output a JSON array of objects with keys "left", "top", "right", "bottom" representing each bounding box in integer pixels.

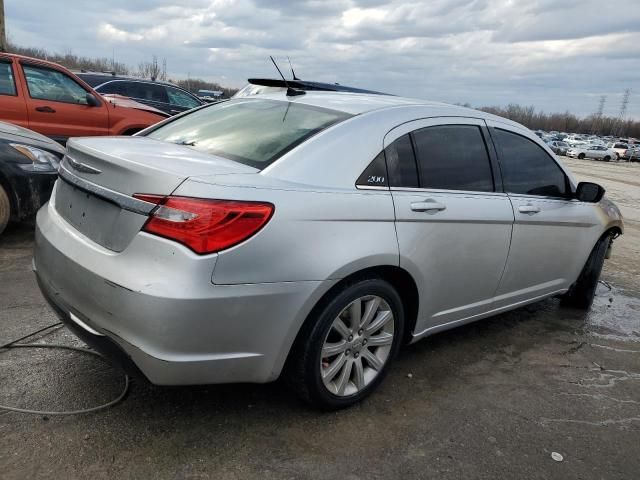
[
  {"left": 6, "top": 41, "right": 238, "bottom": 97},
  {"left": 475, "top": 103, "right": 639, "bottom": 139}
]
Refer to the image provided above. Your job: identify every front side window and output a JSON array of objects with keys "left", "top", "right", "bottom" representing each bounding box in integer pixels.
[
  {"left": 412, "top": 125, "right": 494, "bottom": 192},
  {"left": 127, "top": 82, "right": 169, "bottom": 103},
  {"left": 0, "top": 61, "right": 16, "bottom": 96},
  {"left": 166, "top": 86, "right": 201, "bottom": 109},
  {"left": 147, "top": 99, "right": 352, "bottom": 169},
  {"left": 493, "top": 128, "right": 568, "bottom": 198},
  {"left": 22, "top": 65, "right": 89, "bottom": 104}
]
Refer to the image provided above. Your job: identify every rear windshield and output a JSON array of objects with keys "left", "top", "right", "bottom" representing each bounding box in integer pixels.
[{"left": 146, "top": 98, "right": 352, "bottom": 169}]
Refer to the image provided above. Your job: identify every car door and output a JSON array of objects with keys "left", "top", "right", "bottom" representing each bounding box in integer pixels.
[
  {"left": 0, "top": 58, "right": 29, "bottom": 128},
  {"left": 386, "top": 118, "right": 514, "bottom": 335},
  {"left": 487, "top": 122, "right": 603, "bottom": 308},
  {"left": 19, "top": 63, "right": 109, "bottom": 141}
]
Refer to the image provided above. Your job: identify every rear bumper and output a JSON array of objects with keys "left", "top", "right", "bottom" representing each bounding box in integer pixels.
[{"left": 34, "top": 201, "right": 335, "bottom": 385}]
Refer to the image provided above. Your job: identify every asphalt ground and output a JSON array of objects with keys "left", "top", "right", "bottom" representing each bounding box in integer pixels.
[{"left": 1, "top": 156, "right": 638, "bottom": 479}]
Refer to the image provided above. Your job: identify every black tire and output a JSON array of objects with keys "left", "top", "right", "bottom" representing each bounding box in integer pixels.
[
  {"left": 0, "top": 184, "right": 10, "bottom": 236},
  {"left": 578, "top": 153, "right": 585, "bottom": 159},
  {"left": 561, "top": 234, "right": 611, "bottom": 309},
  {"left": 286, "top": 277, "right": 405, "bottom": 410},
  {"left": 603, "top": 156, "right": 611, "bottom": 162}
]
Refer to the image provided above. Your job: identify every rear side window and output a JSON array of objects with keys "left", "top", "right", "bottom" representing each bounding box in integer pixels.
[
  {"left": 127, "top": 82, "right": 169, "bottom": 103},
  {"left": 98, "top": 81, "right": 128, "bottom": 96},
  {"left": 385, "top": 134, "right": 419, "bottom": 188},
  {"left": 357, "top": 152, "right": 388, "bottom": 187},
  {"left": 147, "top": 99, "right": 352, "bottom": 169},
  {"left": 412, "top": 125, "right": 494, "bottom": 192},
  {"left": 493, "top": 129, "right": 568, "bottom": 198},
  {"left": 0, "top": 61, "right": 16, "bottom": 96}
]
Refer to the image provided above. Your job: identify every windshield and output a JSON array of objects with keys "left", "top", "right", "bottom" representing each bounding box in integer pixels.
[{"left": 147, "top": 98, "right": 352, "bottom": 169}]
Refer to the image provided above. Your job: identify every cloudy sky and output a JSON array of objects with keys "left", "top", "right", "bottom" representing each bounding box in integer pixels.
[{"left": 6, "top": 0, "right": 640, "bottom": 118}]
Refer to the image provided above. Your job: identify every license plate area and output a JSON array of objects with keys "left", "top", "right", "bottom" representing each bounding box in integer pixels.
[{"left": 54, "top": 179, "right": 147, "bottom": 252}]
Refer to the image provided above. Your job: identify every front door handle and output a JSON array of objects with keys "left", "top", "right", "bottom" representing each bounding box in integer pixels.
[
  {"left": 518, "top": 204, "right": 541, "bottom": 214},
  {"left": 410, "top": 199, "right": 447, "bottom": 212},
  {"left": 35, "top": 106, "right": 56, "bottom": 113}
]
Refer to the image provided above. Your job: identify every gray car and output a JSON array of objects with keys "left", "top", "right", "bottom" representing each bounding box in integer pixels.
[{"left": 34, "top": 92, "right": 624, "bottom": 409}]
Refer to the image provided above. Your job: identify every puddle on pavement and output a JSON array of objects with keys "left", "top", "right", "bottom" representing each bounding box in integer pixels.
[{"left": 585, "top": 283, "right": 640, "bottom": 342}]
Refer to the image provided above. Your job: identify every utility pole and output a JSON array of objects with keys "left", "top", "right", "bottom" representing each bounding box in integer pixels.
[
  {"left": 591, "top": 95, "right": 606, "bottom": 134},
  {"left": 0, "top": 0, "right": 6, "bottom": 52},
  {"left": 613, "top": 89, "right": 631, "bottom": 137}
]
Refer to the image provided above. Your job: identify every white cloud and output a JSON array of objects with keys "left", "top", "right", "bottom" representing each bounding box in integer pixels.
[{"left": 6, "top": 0, "right": 640, "bottom": 118}]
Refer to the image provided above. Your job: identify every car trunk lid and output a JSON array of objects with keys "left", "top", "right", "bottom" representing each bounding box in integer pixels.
[{"left": 54, "top": 136, "right": 258, "bottom": 251}]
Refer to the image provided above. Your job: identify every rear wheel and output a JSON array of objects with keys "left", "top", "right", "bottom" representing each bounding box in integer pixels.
[
  {"left": 603, "top": 155, "right": 611, "bottom": 162},
  {"left": 578, "top": 153, "right": 585, "bottom": 159},
  {"left": 561, "top": 234, "right": 611, "bottom": 309},
  {"left": 286, "top": 278, "right": 404, "bottom": 410},
  {"left": 0, "top": 185, "right": 10, "bottom": 236}
]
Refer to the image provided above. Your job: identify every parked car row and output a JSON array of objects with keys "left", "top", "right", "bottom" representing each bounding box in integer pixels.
[
  {"left": 538, "top": 130, "right": 639, "bottom": 162},
  {"left": 0, "top": 53, "right": 168, "bottom": 143}
]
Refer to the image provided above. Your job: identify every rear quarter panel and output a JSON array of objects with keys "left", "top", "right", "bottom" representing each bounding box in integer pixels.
[{"left": 173, "top": 178, "right": 399, "bottom": 285}]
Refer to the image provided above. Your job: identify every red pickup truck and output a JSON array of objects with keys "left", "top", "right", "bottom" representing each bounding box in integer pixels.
[{"left": 0, "top": 53, "right": 167, "bottom": 143}]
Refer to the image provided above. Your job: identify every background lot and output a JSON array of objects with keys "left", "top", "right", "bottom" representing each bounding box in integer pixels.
[{"left": 1, "top": 157, "right": 639, "bottom": 480}]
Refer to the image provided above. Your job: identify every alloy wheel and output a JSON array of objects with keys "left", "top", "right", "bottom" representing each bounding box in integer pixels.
[{"left": 320, "top": 295, "right": 395, "bottom": 397}]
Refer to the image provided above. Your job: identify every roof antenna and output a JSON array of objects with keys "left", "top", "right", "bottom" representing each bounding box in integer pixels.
[
  {"left": 270, "top": 56, "right": 305, "bottom": 97},
  {"left": 287, "top": 56, "right": 300, "bottom": 80}
]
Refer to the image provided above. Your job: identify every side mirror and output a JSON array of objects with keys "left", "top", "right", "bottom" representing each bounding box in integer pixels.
[
  {"left": 86, "top": 93, "right": 101, "bottom": 107},
  {"left": 575, "top": 182, "right": 605, "bottom": 203}
]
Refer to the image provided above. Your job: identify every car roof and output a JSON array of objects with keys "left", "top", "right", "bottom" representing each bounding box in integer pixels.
[
  {"left": 75, "top": 72, "right": 191, "bottom": 90},
  {"left": 244, "top": 90, "right": 524, "bottom": 128}
]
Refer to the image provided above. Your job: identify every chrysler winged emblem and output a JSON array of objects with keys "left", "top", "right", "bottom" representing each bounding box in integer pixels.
[{"left": 66, "top": 156, "right": 102, "bottom": 174}]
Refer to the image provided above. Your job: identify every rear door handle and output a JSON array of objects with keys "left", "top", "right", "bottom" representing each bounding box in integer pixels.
[
  {"left": 35, "top": 106, "right": 56, "bottom": 113},
  {"left": 410, "top": 199, "right": 447, "bottom": 212},
  {"left": 518, "top": 204, "right": 541, "bottom": 214}
]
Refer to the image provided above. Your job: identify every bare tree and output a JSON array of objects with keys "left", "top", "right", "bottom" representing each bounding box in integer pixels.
[{"left": 136, "top": 55, "right": 163, "bottom": 81}]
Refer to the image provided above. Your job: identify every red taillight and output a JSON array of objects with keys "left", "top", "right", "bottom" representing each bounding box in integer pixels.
[{"left": 133, "top": 195, "right": 274, "bottom": 254}]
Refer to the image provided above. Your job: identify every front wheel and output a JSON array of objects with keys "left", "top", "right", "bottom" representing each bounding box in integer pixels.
[
  {"left": 286, "top": 278, "right": 404, "bottom": 410},
  {"left": 578, "top": 153, "right": 586, "bottom": 159},
  {"left": 561, "top": 234, "right": 611, "bottom": 309}
]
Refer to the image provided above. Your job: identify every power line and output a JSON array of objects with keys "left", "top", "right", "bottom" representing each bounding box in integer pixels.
[
  {"left": 591, "top": 95, "right": 606, "bottom": 134},
  {"left": 613, "top": 88, "right": 631, "bottom": 137}
]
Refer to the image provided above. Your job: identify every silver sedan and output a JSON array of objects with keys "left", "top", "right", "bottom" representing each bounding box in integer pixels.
[{"left": 34, "top": 92, "right": 623, "bottom": 409}]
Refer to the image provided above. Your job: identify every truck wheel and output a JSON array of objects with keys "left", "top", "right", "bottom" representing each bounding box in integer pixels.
[
  {"left": 578, "top": 153, "right": 585, "bottom": 159},
  {"left": 0, "top": 185, "right": 10, "bottom": 236},
  {"left": 561, "top": 234, "right": 611, "bottom": 310}
]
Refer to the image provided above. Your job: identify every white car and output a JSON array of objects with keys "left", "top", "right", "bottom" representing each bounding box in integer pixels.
[
  {"left": 607, "top": 143, "right": 630, "bottom": 159},
  {"left": 567, "top": 145, "right": 616, "bottom": 161}
]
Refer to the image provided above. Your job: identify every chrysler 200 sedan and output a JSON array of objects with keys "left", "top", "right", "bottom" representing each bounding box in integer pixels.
[{"left": 34, "top": 92, "right": 623, "bottom": 409}]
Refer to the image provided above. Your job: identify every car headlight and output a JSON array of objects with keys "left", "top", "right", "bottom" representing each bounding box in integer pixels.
[{"left": 10, "top": 144, "right": 60, "bottom": 172}]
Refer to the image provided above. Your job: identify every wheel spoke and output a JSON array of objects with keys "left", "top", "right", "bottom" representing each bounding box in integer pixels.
[
  {"left": 348, "top": 300, "right": 361, "bottom": 330},
  {"left": 360, "top": 297, "right": 381, "bottom": 330},
  {"left": 365, "top": 310, "right": 393, "bottom": 335},
  {"left": 322, "top": 340, "right": 347, "bottom": 357},
  {"left": 362, "top": 348, "right": 384, "bottom": 371},
  {"left": 366, "top": 331, "right": 393, "bottom": 347},
  {"left": 353, "top": 358, "right": 365, "bottom": 390},
  {"left": 322, "top": 353, "right": 347, "bottom": 383},
  {"left": 332, "top": 318, "right": 351, "bottom": 339},
  {"left": 336, "top": 359, "right": 353, "bottom": 395}
]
